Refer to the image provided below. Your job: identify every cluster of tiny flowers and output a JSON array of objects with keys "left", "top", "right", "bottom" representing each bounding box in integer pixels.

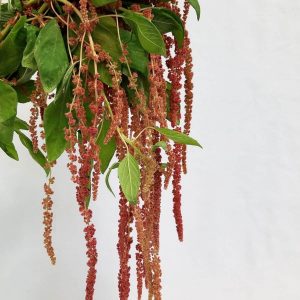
[{"left": 42, "top": 177, "right": 56, "bottom": 265}]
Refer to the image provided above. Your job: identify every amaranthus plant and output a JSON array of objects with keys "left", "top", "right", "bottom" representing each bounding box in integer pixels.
[{"left": 0, "top": 0, "right": 201, "bottom": 298}]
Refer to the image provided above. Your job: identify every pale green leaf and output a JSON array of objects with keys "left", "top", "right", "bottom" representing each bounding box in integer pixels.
[
  {"left": 105, "top": 162, "right": 119, "bottom": 197},
  {"left": 152, "top": 140, "right": 167, "bottom": 152},
  {"left": 118, "top": 153, "right": 140, "bottom": 204},
  {"left": 154, "top": 127, "right": 202, "bottom": 147}
]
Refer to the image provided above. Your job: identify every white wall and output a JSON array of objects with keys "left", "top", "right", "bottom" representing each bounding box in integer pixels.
[{"left": 1, "top": 0, "right": 300, "bottom": 299}]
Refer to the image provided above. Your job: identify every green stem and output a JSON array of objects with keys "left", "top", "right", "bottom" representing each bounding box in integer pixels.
[{"left": 0, "top": 23, "right": 11, "bottom": 42}]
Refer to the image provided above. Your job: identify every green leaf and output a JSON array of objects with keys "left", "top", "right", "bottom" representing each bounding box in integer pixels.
[
  {"left": 0, "top": 141, "right": 19, "bottom": 160},
  {"left": 15, "top": 67, "right": 36, "bottom": 85},
  {"left": 14, "top": 80, "right": 35, "bottom": 103},
  {"left": 0, "top": 117, "right": 15, "bottom": 145},
  {"left": 96, "top": 119, "right": 117, "bottom": 173},
  {"left": 152, "top": 140, "right": 167, "bottom": 152},
  {"left": 152, "top": 8, "right": 184, "bottom": 48},
  {"left": 120, "top": 30, "right": 149, "bottom": 76},
  {"left": 154, "top": 127, "right": 202, "bottom": 147},
  {"left": 88, "top": 61, "right": 113, "bottom": 87},
  {"left": 0, "top": 80, "right": 17, "bottom": 151},
  {"left": 0, "top": 16, "right": 27, "bottom": 77},
  {"left": 92, "top": 17, "right": 122, "bottom": 62},
  {"left": 123, "top": 10, "right": 166, "bottom": 56},
  {"left": 0, "top": 4, "right": 14, "bottom": 29},
  {"left": 188, "top": 0, "right": 201, "bottom": 20},
  {"left": 91, "top": 0, "right": 116, "bottom": 7},
  {"left": 0, "top": 80, "right": 18, "bottom": 123},
  {"left": 34, "top": 19, "right": 69, "bottom": 92},
  {"left": 16, "top": 131, "right": 49, "bottom": 175},
  {"left": 105, "top": 162, "right": 119, "bottom": 197},
  {"left": 14, "top": 117, "right": 28, "bottom": 131},
  {"left": 44, "top": 70, "right": 72, "bottom": 161},
  {"left": 118, "top": 153, "right": 140, "bottom": 204},
  {"left": 22, "top": 24, "right": 39, "bottom": 70}
]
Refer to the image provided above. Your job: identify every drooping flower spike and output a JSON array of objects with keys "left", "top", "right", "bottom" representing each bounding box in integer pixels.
[{"left": 0, "top": 0, "right": 201, "bottom": 299}]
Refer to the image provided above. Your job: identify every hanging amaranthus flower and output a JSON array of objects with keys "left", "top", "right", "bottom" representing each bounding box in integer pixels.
[{"left": 0, "top": 0, "right": 202, "bottom": 299}]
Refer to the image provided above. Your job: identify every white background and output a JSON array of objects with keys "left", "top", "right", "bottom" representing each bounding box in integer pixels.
[{"left": 1, "top": 0, "right": 300, "bottom": 299}]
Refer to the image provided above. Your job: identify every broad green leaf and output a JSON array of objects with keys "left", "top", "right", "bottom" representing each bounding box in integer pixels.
[
  {"left": 123, "top": 10, "right": 166, "bottom": 56},
  {"left": 105, "top": 162, "right": 119, "bottom": 197},
  {"left": 118, "top": 153, "right": 140, "bottom": 204},
  {"left": 14, "top": 80, "right": 35, "bottom": 103},
  {"left": 152, "top": 140, "right": 167, "bottom": 152},
  {"left": 0, "top": 16, "right": 27, "bottom": 77},
  {"left": 0, "top": 81, "right": 17, "bottom": 150},
  {"left": 152, "top": 8, "right": 184, "bottom": 48},
  {"left": 0, "top": 117, "right": 14, "bottom": 144},
  {"left": 92, "top": 17, "right": 122, "bottom": 61},
  {"left": 22, "top": 24, "right": 39, "bottom": 69},
  {"left": 14, "top": 117, "right": 28, "bottom": 131},
  {"left": 16, "top": 131, "right": 49, "bottom": 174},
  {"left": 120, "top": 30, "right": 149, "bottom": 76},
  {"left": 96, "top": 119, "right": 117, "bottom": 173},
  {"left": 188, "top": 0, "right": 201, "bottom": 20},
  {"left": 34, "top": 19, "right": 69, "bottom": 92},
  {"left": 0, "top": 141, "right": 18, "bottom": 160},
  {"left": 92, "top": 0, "right": 116, "bottom": 7},
  {"left": 154, "top": 127, "right": 202, "bottom": 147},
  {"left": 0, "top": 80, "right": 18, "bottom": 123},
  {"left": 44, "top": 71, "right": 72, "bottom": 161}
]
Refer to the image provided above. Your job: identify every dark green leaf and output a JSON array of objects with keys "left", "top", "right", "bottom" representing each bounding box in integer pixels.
[
  {"left": 14, "top": 117, "right": 28, "bottom": 131},
  {"left": 152, "top": 8, "right": 184, "bottom": 48},
  {"left": 118, "top": 153, "right": 140, "bottom": 204},
  {"left": 16, "top": 131, "right": 49, "bottom": 174},
  {"left": 14, "top": 80, "right": 35, "bottom": 103},
  {"left": 123, "top": 10, "right": 166, "bottom": 56},
  {"left": 22, "top": 24, "right": 39, "bottom": 69},
  {"left": 15, "top": 67, "right": 36, "bottom": 85},
  {"left": 0, "top": 16, "right": 27, "bottom": 77},
  {"left": 0, "top": 80, "right": 17, "bottom": 151},
  {"left": 152, "top": 140, "right": 167, "bottom": 152},
  {"left": 0, "top": 117, "right": 15, "bottom": 145},
  {"left": 88, "top": 62, "right": 113, "bottom": 87},
  {"left": 188, "top": 0, "right": 201, "bottom": 20},
  {"left": 0, "top": 80, "right": 18, "bottom": 123},
  {"left": 96, "top": 119, "right": 117, "bottom": 173},
  {"left": 154, "top": 127, "right": 202, "bottom": 147},
  {"left": 44, "top": 71, "right": 72, "bottom": 161},
  {"left": 9, "top": 0, "right": 22, "bottom": 11},
  {"left": 0, "top": 141, "right": 18, "bottom": 160},
  {"left": 105, "top": 162, "right": 119, "bottom": 197},
  {"left": 91, "top": 0, "right": 116, "bottom": 7},
  {"left": 120, "top": 30, "right": 149, "bottom": 75},
  {"left": 0, "top": 4, "right": 14, "bottom": 29},
  {"left": 92, "top": 17, "right": 122, "bottom": 62},
  {"left": 34, "top": 19, "right": 69, "bottom": 92}
]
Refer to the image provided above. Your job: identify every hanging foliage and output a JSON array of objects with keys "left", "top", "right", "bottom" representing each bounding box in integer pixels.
[{"left": 0, "top": 0, "right": 201, "bottom": 298}]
